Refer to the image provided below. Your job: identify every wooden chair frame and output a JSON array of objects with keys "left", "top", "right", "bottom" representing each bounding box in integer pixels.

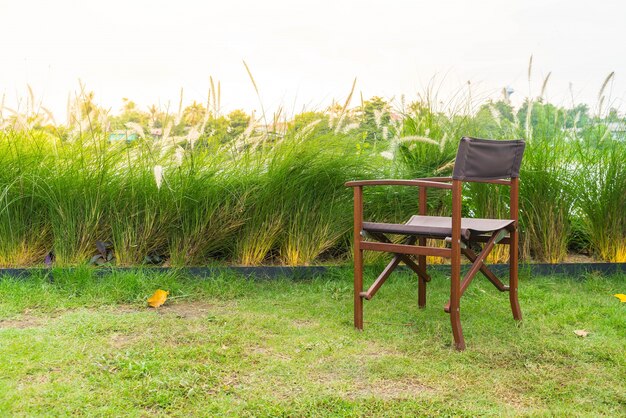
[{"left": 345, "top": 176, "right": 522, "bottom": 351}]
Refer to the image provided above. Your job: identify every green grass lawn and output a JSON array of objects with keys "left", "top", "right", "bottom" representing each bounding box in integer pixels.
[{"left": 0, "top": 267, "right": 624, "bottom": 416}]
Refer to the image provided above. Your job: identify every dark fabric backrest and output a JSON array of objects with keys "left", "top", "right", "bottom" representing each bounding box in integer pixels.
[{"left": 452, "top": 137, "right": 525, "bottom": 181}]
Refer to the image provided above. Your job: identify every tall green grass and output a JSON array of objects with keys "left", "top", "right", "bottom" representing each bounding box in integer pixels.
[
  {"left": 0, "top": 77, "right": 624, "bottom": 266},
  {"left": 576, "top": 138, "right": 626, "bottom": 262}
]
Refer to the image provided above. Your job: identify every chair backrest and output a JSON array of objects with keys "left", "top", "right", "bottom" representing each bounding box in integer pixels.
[{"left": 452, "top": 137, "right": 525, "bottom": 181}]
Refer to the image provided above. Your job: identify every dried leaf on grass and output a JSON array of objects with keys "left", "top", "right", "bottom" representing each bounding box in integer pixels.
[
  {"left": 614, "top": 293, "right": 626, "bottom": 303},
  {"left": 573, "top": 329, "right": 589, "bottom": 338},
  {"left": 147, "top": 289, "right": 169, "bottom": 308}
]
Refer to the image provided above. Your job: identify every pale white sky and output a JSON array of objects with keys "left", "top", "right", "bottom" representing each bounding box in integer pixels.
[{"left": 1, "top": 0, "right": 624, "bottom": 120}]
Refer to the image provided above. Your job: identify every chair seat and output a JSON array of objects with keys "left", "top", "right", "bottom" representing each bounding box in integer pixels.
[{"left": 362, "top": 215, "right": 515, "bottom": 241}]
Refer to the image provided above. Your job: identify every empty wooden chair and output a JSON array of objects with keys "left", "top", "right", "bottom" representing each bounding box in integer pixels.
[{"left": 346, "top": 137, "right": 525, "bottom": 350}]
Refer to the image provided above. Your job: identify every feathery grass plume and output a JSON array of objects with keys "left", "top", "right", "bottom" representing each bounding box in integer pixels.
[
  {"left": 153, "top": 165, "right": 164, "bottom": 190},
  {"left": 243, "top": 60, "right": 268, "bottom": 132},
  {"left": 41, "top": 107, "right": 57, "bottom": 126},
  {"left": 488, "top": 104, "right": 502, "bottom": 128},
  {"left": 217, "top": 81, "right": 221, "bottom": 114},
  {"left": 540, "top": 72, "right": 551, "bottom": 100},
  {"left": 333, "top": 78, "right": 357, "bottom": 134},
  {"left": 295, "top": 119, "right": 322, "bottom": 140},
  {"left": 125, "top": 122, "right": 145, "bottom": 138},
  {"left": 27, "top": 84, "right": 35, "bottom": 118},
  {"left": 380, "top": 151, "right": 393, "bottom": 160},
  {"left": 173, "top": 146, "right": 185, "bottom": 167},
  {"left": 527, "top": 55, "right": 533, "bottom": 93},
  {"left": 374, "top": 109, "right": 383, "bottom": 129},
  {"left": 162, "top": 121, "right": 173, "bottom": 142},
  {"left": 434, "top": 159, "right": 455, "bottom": 173},
  {"left": 186, "top": 127, "right": 200, "bottom": 150},
  {"left": 207, "top": 76, "right": 222, "bottom": 118},
  {"left": 341, "top": 122, "right": 360, "bottom": 133},
  {"left": 597, "top": 71, "right": 615, "bottom": 117},
  {"left": 396, "top": 136, "right": 440, "bottom": 146},
  {"left": 175, "top": 88, "right": 184, "bottom": 126},
  {"left": 524, "top": 56, "right": 534, "bottom": 140}
]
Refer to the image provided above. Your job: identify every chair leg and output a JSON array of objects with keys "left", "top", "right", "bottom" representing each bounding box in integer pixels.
[
  {"left": 450, "top": 180, "right": 465, "bottom": 350},
  {"left": 509, "top": 229, "right": 522, "bottom": 321},
  {"left": 449, "top": 261, "right": 466, "bottom": 351},
  {"left": 418, "top": 276, "right": 427, "bottom": 308},
  {"left": 418, "top": 247, "right": 427, "bottom": 308},
  {"left": 450, "top": 307, "right": 465, "bottom": 350},
  {"left": 354, "top": 248, "right": 364, "bottom": 330}
]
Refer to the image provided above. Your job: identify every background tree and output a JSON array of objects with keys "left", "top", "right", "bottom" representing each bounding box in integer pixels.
[
  {"left": 110, "top": 98, "right": 150, "bottom": 130},
  {"left": 358, "top": 96, "right": 392, "bottom": 142},
  {"left": 182, "top": 101, "right": 207, "bottom": 126}
]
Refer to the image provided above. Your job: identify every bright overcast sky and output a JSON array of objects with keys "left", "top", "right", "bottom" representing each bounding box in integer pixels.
[{"left": 1, "top": 0, "right": 624, "bottom": 120}]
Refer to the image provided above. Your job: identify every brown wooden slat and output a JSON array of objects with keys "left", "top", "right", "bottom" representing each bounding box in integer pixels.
[
  {"left": 345, "top": 179, "right": 453, "bottom": 189},
  {"left": 470, "top": 235, "right": 511, "bottom": 245},
  {"left": 462, "top": 248, "right": 509, "bottom": 291},
  {"left": 360, "top": 241, "right": 452, "bottom": 257},
  {"left": 367, "top": 232, "right": 431, "bottom": 282},
  {"left": 361, "top": 256, "right": 401, "bottom": 300},
  {"left": 461, "top": 178, "right": 512, "bottom": 185}
]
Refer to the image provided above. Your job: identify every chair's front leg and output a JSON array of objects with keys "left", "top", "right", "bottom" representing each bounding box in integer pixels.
[
  {"left": 450, "top": 180, "right": 466, "bottom": 350},
  {"left": 353, "top": 186, "right": 364, "bottom": 330},
  {"left": 509, "top": 227, "right": 522, "bottom": 321},
  {"left": 509, "top": 178, "right": 522, "bottom": 321},
  {"left": 418, "top": 186, "right": 427, "bottom": 308}
]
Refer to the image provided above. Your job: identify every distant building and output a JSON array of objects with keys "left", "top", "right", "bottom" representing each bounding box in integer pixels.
[
  {"left": 150, "top": 128, "right": 163, "bottom": 138},
  {"left": 109, "top": 130, "right": 138, "bottom": 142},
  {"left": 606, "top": 122, "right": 626, "bottom": 140}
]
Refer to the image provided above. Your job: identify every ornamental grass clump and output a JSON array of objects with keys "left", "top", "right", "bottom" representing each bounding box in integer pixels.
[
  {"left": 0, "top": 71, "right": 623, "bottom": 266},
  {"left": 576, "top": 138, "right": 626, "bottom": 262}
]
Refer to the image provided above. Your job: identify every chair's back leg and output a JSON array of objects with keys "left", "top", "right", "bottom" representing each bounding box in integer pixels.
[{"left": 418, "top": 274, "right": 427, "bottom": 308}]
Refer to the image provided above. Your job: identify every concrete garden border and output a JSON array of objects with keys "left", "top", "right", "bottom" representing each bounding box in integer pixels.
[{"left": 0, "top": 263, "right": 624, "bottom": 280}]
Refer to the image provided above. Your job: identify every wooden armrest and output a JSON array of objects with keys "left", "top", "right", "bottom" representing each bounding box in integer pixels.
[
  {"left": 415, "top": 176, "right": 453, "bottom": 182},
  {"left": 344, "top": 179, "right": 453, "bottom": 189}
]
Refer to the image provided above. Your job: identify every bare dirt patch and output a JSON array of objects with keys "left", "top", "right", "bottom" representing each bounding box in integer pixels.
[
  {"left": 1, "top": 301, "right": 229, "bottom": 330},
  {"left": 347, "top": 378, "right": 434, "bottom": 400},
  {"left": 156, "top": 301, "right": 225, "bottom": 319},
  {"left": 358, "top": 340, "right": 404, "bottom": 359},
  {"left": 249, "top": 344, "right": 292, "bottom": 361},
  {"left": 108, "top": 332, "right": 141, "bottom": 349},
  {"left": 291, "top": 319, "right": 318, "bottom": 329},
  {"left": 0, "top": 316, "right": 45, "bottom": 329}
]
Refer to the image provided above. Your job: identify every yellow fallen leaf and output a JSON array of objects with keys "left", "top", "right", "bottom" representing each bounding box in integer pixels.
[
  {"left": 614, "top": 294, "right": 626, "bottom": 303},
  {"left": 573, "top": 329, "right": 589, "bottom": 337},
  {"left": 147, "top": 289, "right": 169, "bottom": 308}
]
